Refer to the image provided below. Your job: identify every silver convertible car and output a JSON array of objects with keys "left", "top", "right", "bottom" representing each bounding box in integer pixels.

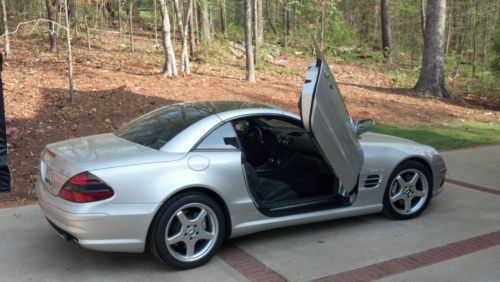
[{"left": 36, "top": 47, "right": 446, "bottom": 269}]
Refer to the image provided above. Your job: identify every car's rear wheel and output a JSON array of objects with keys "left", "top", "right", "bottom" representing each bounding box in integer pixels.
[
  {"left": 149, "top": 192, "right": 225, "bottom": 269},
  {"left": 383, "top": 160, "right": 432, "bottom": 220}
]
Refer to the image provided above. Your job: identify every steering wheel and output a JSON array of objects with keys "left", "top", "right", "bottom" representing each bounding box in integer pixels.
[{"left": 246, "top": 126, "right": 263, "bottom": 146}]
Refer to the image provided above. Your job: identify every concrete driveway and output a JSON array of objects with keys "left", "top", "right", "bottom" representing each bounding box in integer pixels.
[{"left": 1, "top": 145, "right": 499, "bottom": 282}]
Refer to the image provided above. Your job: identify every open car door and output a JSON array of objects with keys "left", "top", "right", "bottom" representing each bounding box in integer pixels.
[{"left": 299, "top": 42, "right": 363, "bottom": 193}]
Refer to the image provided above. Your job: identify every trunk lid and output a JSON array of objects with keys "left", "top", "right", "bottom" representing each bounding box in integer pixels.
[{"left": 41, "top": 133, "right": 185, "bottom": 195}]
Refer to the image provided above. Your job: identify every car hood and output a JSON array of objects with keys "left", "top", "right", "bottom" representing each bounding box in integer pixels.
[
  {"left": 359, "top": 132, "right": 418, "bottom": 145},
  {"left": 359, "top": 132, "right": 438, "bottom": 155}
]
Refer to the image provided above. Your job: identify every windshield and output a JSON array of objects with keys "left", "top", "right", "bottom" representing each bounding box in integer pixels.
[{"left": 115, "top": 104, "right": 212, "bottom": 149}]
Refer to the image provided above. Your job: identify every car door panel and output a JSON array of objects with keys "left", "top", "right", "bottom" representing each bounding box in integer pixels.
[{"left": 299, "top": 43, "right": 364, "bottom": 192}]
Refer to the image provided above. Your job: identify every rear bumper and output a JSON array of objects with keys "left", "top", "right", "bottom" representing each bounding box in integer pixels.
[{"left": 35, "top": 179, "right": 158, "bottom": 253}]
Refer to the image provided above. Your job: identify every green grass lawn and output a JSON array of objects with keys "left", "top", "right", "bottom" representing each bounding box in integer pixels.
[{"left": 373, "top": 122, "right": 500, "bottom": 150}]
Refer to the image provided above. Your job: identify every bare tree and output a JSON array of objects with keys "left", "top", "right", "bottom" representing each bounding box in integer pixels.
[
  {"left": 413, "top": 0, "right": 449, "bottom": 98},
  {"left": 420, "top": 0, "right": 426, "bottom": 37},
  {"left": 256, "top": 0, "right": 263, "bottom": 44},
  {"left": 1, "top": 0, "right": 9, "bottom": 57},
  {"left": 64, "top": 0, "right": 75, "bottom": 102},
  {"left": 118, "top": 0, "right": 122, "bottom": 33},
  {"left": 46, "top": 0, "right": 58, "bottom": 52},
  {"left": 220, "top": 0, "right": 227, "bottom": 36},
  {"left": 452, "top": 0, "right": 470, "bottom": 79},
  {"left": 199, "top": 0, "right": 211, "bottom": 44},
  {"left": 193, "top": 0, "right": 199, "bottom": 45},
  {"left": 159, "top": 0, "right": 178, "bottom": 77},
  {"left": 254, "top": 0, "right": 259, "bottom": 63},
  {"left": 482, "top": 0, "right": 495, "bottom": 68},
  {"left": 244, "top": 0, "right": 255, "bottom": 82},
  {"left": 319, "top": 0, "right": 326, "bottom": 49},
  {"left": 254, "top": 0, "right": 264, "bottom": 44},
  {"left": 380, "top": 0, "right": 392, "bottom": 62},
  {"left": 84, "top": 13, "right": 90, "bottom": 50},
  {"left": 284, "top": 0, "right": 290, "bottom": 47},
  {"left": 129, "top": 0, "right": 133, "bottom": 52},
  {"left": 445, "top": 0, "right": 452, "bottom": 56},
  {"left": 189, "top": 0, "right": 196, "bottom": 56},
  {"left": 266, "top": 0, "right": 277, "bottom": 34},
  {"left": 173, "top": 0, "right": 193, "bottom": 74},
  {"left": 154, "top": 0, "right": 158, "bottom": 45},
  {"left": 472, "top": 0, "right": 479, "bottom": 75}
]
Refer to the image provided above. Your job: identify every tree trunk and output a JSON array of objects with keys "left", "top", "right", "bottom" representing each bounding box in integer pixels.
[
  {"left": 254, "top": 0, "right": 258, "bottom": 64},
  {"left": 183, "top": 0, "right": 193, "bottom": 74},
  {"left": 118, "top": 0, "right": 122, "bottom": 33},
  {"left": 100, "top": 0, "right": 107, "bottom": 35},
  {"left": 209, "top": 1, "right": 215, "bottom": 36},
  {"left": 129, "top": 0, "right": 133, "bottom": 52},
  {"left": 173, "top": 0, "right": 193, "bottom": 74},
  {"left": 445, "top": 0, "right": 452, "bottom": 56},
  {"left": 69, "top": 0, "right": 78, "bottom": 36},
  {"left": 372, "top": 0, "right": 379, "bottom": 43},
  {"left": 84, "top": 14, "right": 91, "bottom": 50},
  {"left": 413, "top": 0, "right": 449, "bottom": 98},
  {"left": 199, "top": 0, "right": 211, "bottom": 44},
  {"left": 64, "top": 0, "right": 75, "bottom": 102},
  {"left": 420, "top": 0, "right": 426, "bottom": 37},
  {"left": 472, "top": 0, "right": 479, "bottom": 76},
  {"left": 284, "top": 0, "right": 288, "bottom": 47},
  {"left": 380, "top": 0, "right": 392, "bottom": 62},
  {"left": 482, "top": 3, "right": 490, "bottom": 69},
  {"left": 244, "top": 0, "right": 255, "bottom": 82},
  {"left": 266, "top": 0, "right": 277, "bottom": 34},
  {"left": 1, "top": 0, "right": 9, "bottom": 57},
  {"left": 46, "top": 0, "right": 58, "bottom": 52},
  {"left": 220, "top": 0, "right": 226, "bottom": 36},
  {"left": 193, "top": 0, "right": 199, "bottom": 45},
  {"left": 452, "top": 0, "right": 470, "bottom": 79},
  {"left": 56, "top": 0, "right": 62, "bottom": 36},
  {"left": 154, "top": 0, "right": 158, "bottom": 45},
  {"left": 159, "top": 0, "right": 177, "bottom": 77},
  {"left": 189, "top": 0, "right": 196, "bottom": 56},
  {"left": 319, "top": 0, "right": 326, "bottom": 49},
  {"left": 256, "top": 0, "right": 263, "bottom": 44}
]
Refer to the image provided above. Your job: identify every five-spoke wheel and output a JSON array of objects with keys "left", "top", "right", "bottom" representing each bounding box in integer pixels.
[
  {"left": 383, "top": 161, "right": 432, "bottom": 219},
  {"left": 149, "top": 192, "right": 225, "bottom": 269}
]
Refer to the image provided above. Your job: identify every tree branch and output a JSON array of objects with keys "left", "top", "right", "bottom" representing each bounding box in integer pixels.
[{"left": 0, "top": 18, "right": 68, "bottom": 38}]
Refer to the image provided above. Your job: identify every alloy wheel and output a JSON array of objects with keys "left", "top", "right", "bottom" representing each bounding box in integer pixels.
[
  {"left": 388, "top": 168, "right": 429, "bottom": 215},
  {"left": 165, "top": 203, "right": 219, "bottom": 263}
]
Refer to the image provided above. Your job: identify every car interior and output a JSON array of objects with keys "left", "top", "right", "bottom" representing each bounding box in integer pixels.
[{"left": 233, "top": 116, "right": 352, "bottom": 216}]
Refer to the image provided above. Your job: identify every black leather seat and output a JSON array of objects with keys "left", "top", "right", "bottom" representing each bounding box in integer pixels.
[
  {"left": 259, "top": 154, "right": 334, "bottom": 197},
  {"left": 244, "top": 162, "right": 298, "bottom": 202}
]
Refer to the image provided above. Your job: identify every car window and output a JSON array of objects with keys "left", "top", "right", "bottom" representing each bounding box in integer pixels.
[
  {"left": 196, "top": 123, "right": 240, "bottom": 150},
  {"left": 115, "top": 104, "right": 211, "bottom": 150}
]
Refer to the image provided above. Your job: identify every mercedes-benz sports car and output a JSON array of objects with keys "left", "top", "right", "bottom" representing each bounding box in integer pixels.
[{"left": 36, "top": 45, "right": 447, "bottom": 269}]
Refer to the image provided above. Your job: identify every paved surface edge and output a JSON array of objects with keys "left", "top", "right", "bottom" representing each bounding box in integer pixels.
[
  {"left": 446, "top": 178, "right": 500, "bottom": 196},
  {"left": 309, "top": 230, "right": 500, "bottom": 282},
  {"left": 218, "top": 244, "right": 287, "bottom": 282}
]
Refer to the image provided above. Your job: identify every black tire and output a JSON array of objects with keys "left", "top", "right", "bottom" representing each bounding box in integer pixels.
[
  {"left": 383, "top": 160, "right": 433, "bottom": 220},
  {"left": 149, "top": 192, "right": 226, "bottom": 269}
]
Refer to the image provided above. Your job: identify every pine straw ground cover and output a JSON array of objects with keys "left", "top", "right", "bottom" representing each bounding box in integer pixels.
[{"left": 0, "top": 34, "right": 498, "bottom": 207}]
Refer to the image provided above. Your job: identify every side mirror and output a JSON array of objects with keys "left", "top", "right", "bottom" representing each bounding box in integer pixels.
[{"left": 355, "top": 118, "right": 375, "bottom": 136}]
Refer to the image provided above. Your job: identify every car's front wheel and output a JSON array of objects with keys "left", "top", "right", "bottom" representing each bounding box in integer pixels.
[
  {"left": 383, "top": 160, "right": 432, "bottom": 220},
  {"left": 149, "top": 192, "right": 225, "bottom": 269}
]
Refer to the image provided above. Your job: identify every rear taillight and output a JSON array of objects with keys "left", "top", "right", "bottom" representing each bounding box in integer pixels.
[{"left": 58, "top": 172, "right": 114, "bottom": 203}]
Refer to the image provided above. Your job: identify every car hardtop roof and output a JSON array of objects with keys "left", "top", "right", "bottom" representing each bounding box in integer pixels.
[{"left": 179, "top": 100, "right": 279, "bottom": 114}]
